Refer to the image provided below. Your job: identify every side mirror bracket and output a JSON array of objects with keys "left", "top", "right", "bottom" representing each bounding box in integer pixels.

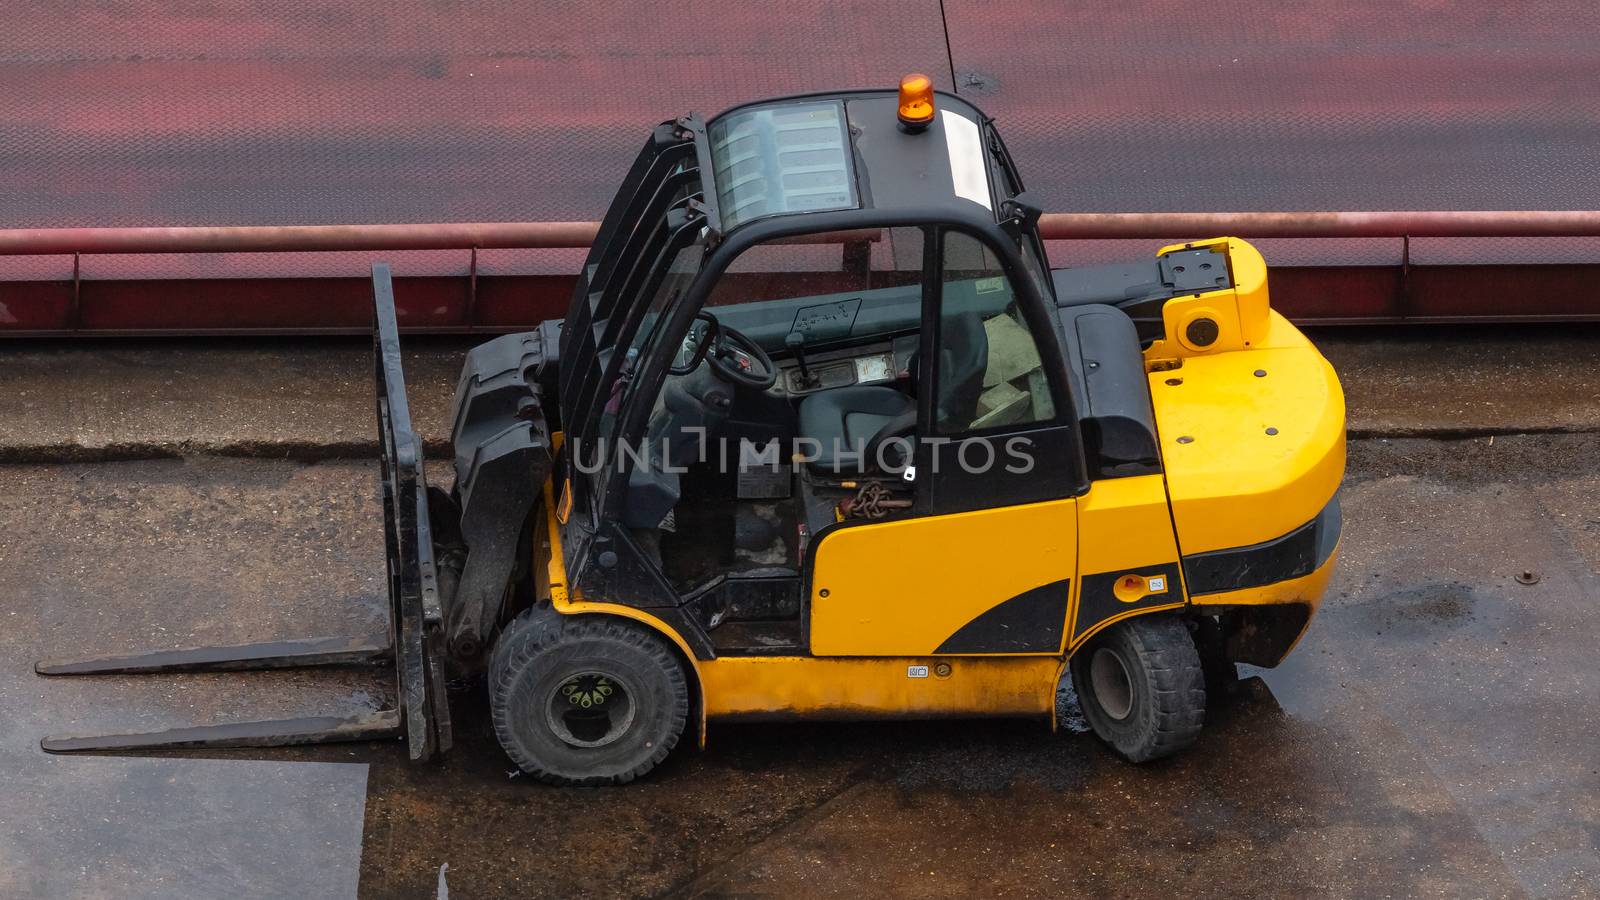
[{"left": 999, "top": 190, "right": 1044, "bottom": 236}]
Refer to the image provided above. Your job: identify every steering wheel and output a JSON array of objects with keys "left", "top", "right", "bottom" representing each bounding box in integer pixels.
[
  {"left": 705, "top": 320, "right": 778, "bottom": 390},
  {"left": 667, "top": 311, "right": 777, "bottom": 389},
  {"left": 669, "top": 312, "right": 719, "bottom": 376}
]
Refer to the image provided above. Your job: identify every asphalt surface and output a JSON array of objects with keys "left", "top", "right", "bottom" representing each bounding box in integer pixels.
[{"left": 2, "top": 330, "right": 1599, "bottom": 898}]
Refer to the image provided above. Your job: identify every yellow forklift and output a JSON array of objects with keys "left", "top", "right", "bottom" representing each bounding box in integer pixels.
[{"left": 39, "top": 76, "right": 1345, "bottom": 784}]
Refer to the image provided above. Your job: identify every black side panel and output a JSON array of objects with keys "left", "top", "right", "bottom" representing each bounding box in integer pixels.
[
  {"left": 1057, "top": 304, "right": 1160, "bottom": 478},
  {"left": 1183, "top": 495, "right": 1341, "bottom": 596},
  {"left": 1072, "top": 563, "right": 1182, "bottom": 645},
  {"left": 683, "top": 574, "right": 805, "bottom": 656},
  {"left": 686, "top": 575, "right": 803, "bottom": 628},
  {"left": 1051, "top": 247, "right": 1232, "bottom": 343},
  {"left": 1052, "top": 260, "right": 1169, "bottom": 306},
  {"left": 1222, "top": 604, "right": 1313, "bottom": 667},
  {"left": 924, "top": 423, "right": 1084, "bottom": 516},
  {"left": 447, "top": 331, "right": 554, "bottom": 657},
  {"left": 574, "top": 520, "right": 717, "bottom": 660},
  {"left": 935, "top": 578, "right": 1071, "bottom": 654}
]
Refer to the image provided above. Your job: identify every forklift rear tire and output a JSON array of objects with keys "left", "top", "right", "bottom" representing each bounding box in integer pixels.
[
  {"left": 1071, "top": 614, "right": 1206, "bottom": 763},
  {"left": 490, "top": 612, "right": 689, "bottom": 786}
]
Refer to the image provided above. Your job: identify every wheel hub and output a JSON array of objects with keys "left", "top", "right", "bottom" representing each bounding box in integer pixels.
[
  {"left": 546, "top": 671, "right": 636, "bottom": 748},
  {"left": 1089, "top": 647, "right": 1134, "bottom": 721}
]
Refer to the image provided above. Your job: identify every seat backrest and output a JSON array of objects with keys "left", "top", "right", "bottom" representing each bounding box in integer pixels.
[{"left": 936, "top": 310, "right": 988, "bottom": 425}]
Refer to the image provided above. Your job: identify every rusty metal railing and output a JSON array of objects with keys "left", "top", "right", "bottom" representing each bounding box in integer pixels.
[
  {"left": 6, "top": 211, "right": 1600, "bottom": 256},
  {"left": 1038, "top": 210, "right": 1600, "bottom": 240},
  {"left": 4, "top": 211, "right": 1600, "bottom": 334},
  {"left": 0, "top": 221, "right": 598, "bottom": 256}
]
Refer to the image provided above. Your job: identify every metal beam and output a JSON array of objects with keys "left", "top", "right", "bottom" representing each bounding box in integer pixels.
[
  {"left": 5, "top": 211, "right": 1600, "bottom": 332},
  {"left": 0, "top": 223, "right": 887, "bottom": 256},
  {"left": 1035, "top": 210, "right": 1600, "bottom": 240},
  {"left": 6, "top": 211, "right": 1600, "bottom": 257},
  {"left": 0, "top": 221, "right": 600, "bottom": 256}
]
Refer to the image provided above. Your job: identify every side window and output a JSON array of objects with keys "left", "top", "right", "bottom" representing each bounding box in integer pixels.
[{"left": 935, "top": 231, "right": 1056, "bottom": 433}]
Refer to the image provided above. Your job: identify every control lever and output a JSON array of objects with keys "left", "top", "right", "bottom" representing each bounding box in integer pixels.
[{"left": 785, "top": 330, "right": 819, "bottom": 389}]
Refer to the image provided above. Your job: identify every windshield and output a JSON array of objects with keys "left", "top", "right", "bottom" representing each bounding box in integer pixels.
[
  {"left": 664, "top": 226, "right": 928, "bottom": 359},
  {"left": 709, "top": 100, "right": 859, "bottom": 230}
]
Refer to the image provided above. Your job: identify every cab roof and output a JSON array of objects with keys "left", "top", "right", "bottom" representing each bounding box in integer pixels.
[{"left": 705, "top": 90, "right": 1000, "bottom": 233}]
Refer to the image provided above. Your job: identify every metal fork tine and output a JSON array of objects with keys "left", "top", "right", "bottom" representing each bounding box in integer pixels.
[
  {"left": 35, "top": 635, "right": 392, "bottom": 676},
  {"left": 41, "top": 709, "right": 403, "bottom": 753}
]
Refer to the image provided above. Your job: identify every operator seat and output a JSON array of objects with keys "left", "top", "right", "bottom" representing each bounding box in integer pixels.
[
  {"left": 798, "top": 385, "right": 915, "bottom": 473},
  {"left": 797, "top": 311, "right": 987, "bottom": 474}
]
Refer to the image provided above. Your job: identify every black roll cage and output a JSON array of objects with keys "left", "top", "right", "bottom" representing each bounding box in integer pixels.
[
  {"left": 594, "top": 203, "right": 1091, "bottom": 524},
  {"left": 558, "top": 91, "right": 1090, "bottom": 608}
]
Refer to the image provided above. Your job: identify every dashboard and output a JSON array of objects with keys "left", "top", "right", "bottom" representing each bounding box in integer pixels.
[{"left": 775, "top": 334, "right": 917, "bottom": 397}]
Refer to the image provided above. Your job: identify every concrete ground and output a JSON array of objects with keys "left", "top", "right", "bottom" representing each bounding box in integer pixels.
[
  {"left": 2, "top": 327, "right": 1599, "bottom": 898},
  {"left": 8, "top": 325, "right": 1600, "bottom": 459}
]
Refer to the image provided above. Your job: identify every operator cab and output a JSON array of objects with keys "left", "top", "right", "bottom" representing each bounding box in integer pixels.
[{"left": 555, "top": 78, "right": 1144, "bottom": 656}]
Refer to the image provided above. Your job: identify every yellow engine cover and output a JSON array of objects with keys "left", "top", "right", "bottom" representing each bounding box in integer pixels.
[{"left": 1146, "top": 238, "right": 1346, "bottom": 554}]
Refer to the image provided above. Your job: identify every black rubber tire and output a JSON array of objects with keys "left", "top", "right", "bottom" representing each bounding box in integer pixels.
[
  {"left": 489, "top": 612, "right": 689, "bottom": 786},
  {"left": 1071, "top": 614, "right": 1206, "bottom": 763}
]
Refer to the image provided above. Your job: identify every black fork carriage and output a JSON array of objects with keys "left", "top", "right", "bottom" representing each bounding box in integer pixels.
[{"left": 36, "top": 264, "right": 453, "bottom": 761}]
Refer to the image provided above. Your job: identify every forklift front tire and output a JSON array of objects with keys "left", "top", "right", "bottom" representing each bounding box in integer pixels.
[
  {"left": 1071, "top": 614, "right": 1206, "bottom": 763},
  {"left": 490, "top": 612, "right": 689, "bottom": 786}
]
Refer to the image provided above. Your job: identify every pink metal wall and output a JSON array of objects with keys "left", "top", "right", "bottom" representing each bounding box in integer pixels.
[
  {"left": 4, "top": 2, "right": 1600, "bottom": 331},
  {"left": 0, "top": 2, "right": 951, "bottom": 230},
  {"left": 8, "top": 2, "right": 1599, "bottom": 231},
  {"left": 943, "top": 1, "right": 1600, "bottom": 215}
]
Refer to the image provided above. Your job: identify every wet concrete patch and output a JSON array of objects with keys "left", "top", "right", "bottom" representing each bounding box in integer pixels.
[
  {"left": 888, "top": 720, "right": 1095, "bottom": 793},
  {"left": 1320, "top": 325, "right": 1600, "bottom": 437},
  {"left": 4, "top": 439, "right": 1600, "bottom": 896},
  {"left": 4, "top": 758, "right": 368, "bottom": 900},
  {"left": 677, "top": 678, "right": 1522, "bottom": 898},
  {"left": 0, "top": 460, "right": 390, "bottom": 898},
  {"left": 354, "top": 711, "right": 871, "bottom": 898},
  {"left": 1346, "top": 580, "right": 1512, "bottom": 642},
  {"left": 1306, "top": 476, "right": 1600, "bottom": 896},
  {"left": 1347, "top": 432, "right": 1600, "bottom": 486}
]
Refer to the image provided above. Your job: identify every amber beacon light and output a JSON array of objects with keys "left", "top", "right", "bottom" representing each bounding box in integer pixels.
[{"left": 897, "top": 73, "right": 935, "bottom": 130}]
